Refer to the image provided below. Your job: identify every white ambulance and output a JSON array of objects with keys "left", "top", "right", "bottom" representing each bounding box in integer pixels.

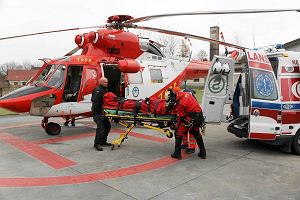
[{"left": 202, "top": 48, "right": 300, "bottom": 154}]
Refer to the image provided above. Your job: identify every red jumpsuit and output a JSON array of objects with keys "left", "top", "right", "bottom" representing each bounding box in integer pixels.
[
  {"left": 176, "top": 92, "right": 202, "bottom": 137},
  {"left": 171, "top": 91, "right": 206, "bottom": 159}
]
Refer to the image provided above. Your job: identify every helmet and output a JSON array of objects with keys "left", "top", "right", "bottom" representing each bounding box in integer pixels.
[
  {"left": 165, "top": 88, "right": 177, "bottom": 112},
  {"left": 165, "top": 88, "right": 177, "bottom": 101},
  {"left": 183, "top": 88, "right": 196, "bottom": 98}
]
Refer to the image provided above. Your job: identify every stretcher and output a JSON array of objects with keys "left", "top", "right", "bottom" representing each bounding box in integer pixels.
[{"left": 103, "top": 108, "right": 177, "bottom": 150}]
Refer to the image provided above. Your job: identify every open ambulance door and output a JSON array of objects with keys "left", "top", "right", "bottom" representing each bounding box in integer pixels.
[
  {"left": 246, "top": 49, "right": 281, "bottom": 140},
  {"left": 202, "top": 56, "right": 235, "bottom": 123}
]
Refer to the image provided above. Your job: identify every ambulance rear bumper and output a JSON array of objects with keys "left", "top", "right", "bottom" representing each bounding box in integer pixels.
[
  {"left": 228, "top": 122, "right": 294, "bottom": 146},
  {"left": 261, "top": 135, "right": 294, "bottom": 146},
  {"left": 227, "top": 116, "right": 249, "bottom": 138}
]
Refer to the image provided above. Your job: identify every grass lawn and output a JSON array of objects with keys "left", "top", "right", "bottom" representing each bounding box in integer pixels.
[
  {"left": 182, "top": 87, "right": 204, "bottom": 103},
  {"left": 0, "top": 108, "right": 16, "bottom": 116},
  {"left": 194, "top": 88, "right": 204, "bottom": 103}
]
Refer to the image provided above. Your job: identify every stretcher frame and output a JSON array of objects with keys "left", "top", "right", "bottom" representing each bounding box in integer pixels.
[{"left": 103, "top": 109, "right": 177, "bottom": 150}]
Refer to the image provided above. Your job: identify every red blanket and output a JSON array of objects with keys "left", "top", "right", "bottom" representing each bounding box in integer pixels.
[{"left": 103, "top": 92, "right": 167, "bottom": 115}]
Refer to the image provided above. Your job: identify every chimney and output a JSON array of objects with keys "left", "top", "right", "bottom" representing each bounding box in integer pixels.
[{"left": 209, "top": 26, "right": 220, "bottom": 61}]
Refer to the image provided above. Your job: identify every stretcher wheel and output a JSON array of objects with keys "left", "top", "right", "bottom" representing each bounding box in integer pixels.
[
  {"left": 166, "top": 132, "right": 173, "bottom": 138},
  {"left": 111, "top": 144, "right": 115, "bottom": 150}
]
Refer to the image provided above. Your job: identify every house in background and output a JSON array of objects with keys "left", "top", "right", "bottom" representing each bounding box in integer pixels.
[
  {"left": 0, "top": 68, "right": 39, "bottom": 97},
  {"left": 6, "top": 69, "right": 39, "bottom": 86},
  {"left": 0, "top": 75, "right": 9, "bottom": 97},
  {"left": 284, "top": 38, "right": 300, "bottom": 52}
]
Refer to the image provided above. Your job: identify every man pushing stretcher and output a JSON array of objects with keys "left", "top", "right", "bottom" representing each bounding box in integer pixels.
[
  {"left": 100, "top": 87, "right": 206, "bottom": 159},
  {"left": 165, "top": 88, "right": 206, "bottom": 160}
]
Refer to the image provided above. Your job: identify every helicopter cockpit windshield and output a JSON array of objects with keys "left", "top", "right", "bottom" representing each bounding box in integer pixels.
[{"left": 32, "top": 64, "right": 66, "bottom": 88}]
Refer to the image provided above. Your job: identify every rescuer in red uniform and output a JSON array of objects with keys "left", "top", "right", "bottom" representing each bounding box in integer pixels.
[
  {"left": 165, "top": 88, "right": 206, "bottom": 160},
  {"left": 181, "top": 88, "right": 198, "bottom": 154}
]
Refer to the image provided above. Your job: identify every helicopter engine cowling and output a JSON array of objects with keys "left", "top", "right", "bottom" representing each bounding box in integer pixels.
[
  {"left": 74, "top": 33, "right": 88, "bottom": 47},
  {"left": 118, "top": 59, "right": 140, "bottom": 73}
]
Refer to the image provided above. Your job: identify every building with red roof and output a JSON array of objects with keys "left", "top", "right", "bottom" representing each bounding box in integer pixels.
[{"left": 6, "top": 69, "right": 39, "bottom": 86}]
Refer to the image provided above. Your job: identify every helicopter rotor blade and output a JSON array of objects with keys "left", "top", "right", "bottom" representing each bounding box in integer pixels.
[
  {"left": 0, "top": 25, "right": 106, "bottom": 41},
  {"left": 125, "top": 8, "right": 300, "bottom": 24},
  {"left": 64, "top": 46, "right": 80, "bottom": 56},
  {"left": 134, "top": 25, "right": 247, "bottom": 50}
]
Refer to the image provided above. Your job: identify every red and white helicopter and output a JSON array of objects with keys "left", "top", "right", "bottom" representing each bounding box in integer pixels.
[{"left": 0, "top": 9, "right": 297, "bottom": 135}]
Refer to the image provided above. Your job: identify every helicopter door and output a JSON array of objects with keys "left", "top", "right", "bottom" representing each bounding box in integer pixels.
[
  {"left": 126, "top": 70, "right": 143, "bottom": 99},
  {"left": 102, "top": 64, "right": 121, "bottom": 97},
  {"left": 63, "top": 66, "right": 83, "bottom": 102},
  {"left": 247, "top": 50, "right": 281, "bottom": 140},
  {"left": 202, "top": 56, "right": 235, "bottom": 123},
  {"left": 80, "top": 67, "right": 98, "bottom": 100}
]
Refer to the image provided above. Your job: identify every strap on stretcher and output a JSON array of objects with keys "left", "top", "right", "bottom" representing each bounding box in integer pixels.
[
  {"left": 103, "top": 108, "right": 177, "bottom": 150},
  {"left": 103, "top": 108, "right": 177, "bottom": 124}
]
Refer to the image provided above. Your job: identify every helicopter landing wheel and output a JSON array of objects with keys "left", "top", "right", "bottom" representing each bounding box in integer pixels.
[{"left": 45, "top": 122, "right": 61, "bottom": 135}]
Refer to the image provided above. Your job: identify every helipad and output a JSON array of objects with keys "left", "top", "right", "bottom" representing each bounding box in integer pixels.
[{"left": 0, "top": 115, "right": 299, "bottom": 200}]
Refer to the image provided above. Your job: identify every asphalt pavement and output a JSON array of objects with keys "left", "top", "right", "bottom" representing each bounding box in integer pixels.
[{"left": 0, "top": 114, "right": 299, "bottom": 200}]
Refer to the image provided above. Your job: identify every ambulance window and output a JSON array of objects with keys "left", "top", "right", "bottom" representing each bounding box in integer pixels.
[
  {"left": 250, "top": 69, "right": 278, "bottom": 100},
  {"left": 269, "top": 57, "right": 279, "bottom": 78},
  {"left": 128, "top": 71, "right": 143, "bottom": 84},
  {"left": 149, "top": 69, "right": 163, "bottom": 83}
]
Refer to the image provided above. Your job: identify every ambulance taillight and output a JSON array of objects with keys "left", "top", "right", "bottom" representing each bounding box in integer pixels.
[{"left": 277, "top": 111, "right": 282, "bottom": 123}]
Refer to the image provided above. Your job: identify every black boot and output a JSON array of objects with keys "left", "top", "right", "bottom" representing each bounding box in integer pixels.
[
  {"left": 193, "top": 133, "right": 206, "bottom": 159},
  {"left": 94, "top": 144, "right": 103, "bottom": 151},
  {"left": 171, "top": 137, "right": 182, "bottom": 160}
]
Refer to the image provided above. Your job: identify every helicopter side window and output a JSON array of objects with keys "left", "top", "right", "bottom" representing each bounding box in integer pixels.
[
  {"left": 47, "top": 65, "right": 66, "bottom": 88},
  {"left": 149, "top": 69, "right": 163, "bottom": 83},
  {"left": 128, "top": 71, "right": 143, "bottom": 84}
]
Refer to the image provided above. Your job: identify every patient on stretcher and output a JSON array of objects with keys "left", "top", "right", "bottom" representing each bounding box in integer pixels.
[{"left": 102, "top": 92, "right": 170, "bottom": 116}]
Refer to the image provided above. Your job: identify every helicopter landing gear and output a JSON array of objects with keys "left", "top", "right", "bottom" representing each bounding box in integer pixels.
[{"left": 41, "top": 117, "right": 62, "bottom": 135}]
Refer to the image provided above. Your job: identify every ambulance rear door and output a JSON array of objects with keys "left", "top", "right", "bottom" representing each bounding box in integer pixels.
[
  {"left": 247, "top": 49, "right": 281, "bottom": 140},
  {"left": 202, "top": 56, "right": 235, "bottom": 123}
]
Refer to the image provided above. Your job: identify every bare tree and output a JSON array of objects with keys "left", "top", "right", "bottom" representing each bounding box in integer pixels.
[
  {"left": 134, "top": 30, "right": 152, "bottom": 38},
  {"left": 0, "top": 62, "right": 20, "bottom": 75},
  {"left": 0, "top": 60, "right": 39, "bottom": 75},
  {"left": 156, "top": 34, "right": 180, "bottom": 57},
  {"left": 194, "top": 49, "right": 208, "bottom": 61},
  {"left": 22, "top": 59, "right": 33, "bottom": 69},
  {"left": 178, "top": 39, "right": 191, "bottom": 58}
]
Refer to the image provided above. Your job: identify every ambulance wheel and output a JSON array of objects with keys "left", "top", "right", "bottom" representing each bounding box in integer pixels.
[
  {"left": 45, "top": 122, "right": 61, "bottom": 135},
  {"left": 292, "top": 131, "right": 300, "bottom": 155}
]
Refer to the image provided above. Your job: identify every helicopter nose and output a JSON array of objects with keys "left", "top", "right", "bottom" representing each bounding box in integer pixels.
[
  {"left": 0, "top": 85, "right": 53, "bottom": 113},
  {"left": 0, "top": 97, "right": 32, "bottom": 113}
]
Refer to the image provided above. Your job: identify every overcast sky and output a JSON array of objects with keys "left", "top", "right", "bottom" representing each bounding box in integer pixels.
[{"left": 0, "top": 0, "right": 299, "bottom": 65}]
